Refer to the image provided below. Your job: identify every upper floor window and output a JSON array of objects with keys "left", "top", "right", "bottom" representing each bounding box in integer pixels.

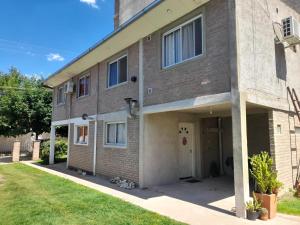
[
  {"left": 57, "top": 86, "right": 66, "bottom": 105},
  {"left": 78, "top": 75, "right": 90, "bottom": 98},
  {"left": 108, "top": 55, "right": 128, "bottom": 88},
  {"left": 163, "top": 15, "right": 203, "bottom": 68}
]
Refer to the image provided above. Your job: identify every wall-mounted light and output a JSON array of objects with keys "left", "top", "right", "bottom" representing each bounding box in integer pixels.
[
  {"left": 82, "top": 113, "right": 95, "bottom": 121},
  {"left": 124, "top": 98, "right": 139, "bottom": 119}
]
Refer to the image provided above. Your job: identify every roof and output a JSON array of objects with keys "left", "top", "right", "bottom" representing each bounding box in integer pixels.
[{"left": 44, "top": 0, "right": 209, "bottom": 87}]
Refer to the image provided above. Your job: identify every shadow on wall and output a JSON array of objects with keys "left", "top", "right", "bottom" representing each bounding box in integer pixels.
[{"left": 281, "top": 0, "right": 300, "bottom": 14}]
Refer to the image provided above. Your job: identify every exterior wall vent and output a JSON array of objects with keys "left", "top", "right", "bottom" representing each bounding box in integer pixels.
[{"left": 282, "top": 16, "right": 300, "bottom": 46}]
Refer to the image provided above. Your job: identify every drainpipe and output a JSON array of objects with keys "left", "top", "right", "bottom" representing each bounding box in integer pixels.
[
  {"left": 93, "top": 63, "right": 100, "bottom": 176},
  {"left": 66, "top": 79, "right": 73, "bottom": 169}
]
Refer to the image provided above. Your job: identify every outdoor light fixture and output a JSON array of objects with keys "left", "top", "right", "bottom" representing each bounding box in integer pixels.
[
  {"left": 82, "top": 113, "right": 95, "bottom": 121},
  {"left": 124, "top": 98, "right": 139, "bottom": 119}
]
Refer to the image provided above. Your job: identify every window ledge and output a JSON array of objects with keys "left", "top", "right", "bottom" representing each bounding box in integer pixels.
[
  {"left": 103, "top": 144, "right": 127, "bottom": 149},
  {"left": 74, "top": 143, "right": 89, "bottom": 146},
  {"left": 56, "top": 103, "right": 66, "bottom": 107},
  {"left": 106, "top": 81, "right": 128, "bottom": 90}
]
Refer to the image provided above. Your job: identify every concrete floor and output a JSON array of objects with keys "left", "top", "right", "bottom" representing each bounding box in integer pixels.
[{"left": 23, "top": 162, "right": 300, "bottom": 225}]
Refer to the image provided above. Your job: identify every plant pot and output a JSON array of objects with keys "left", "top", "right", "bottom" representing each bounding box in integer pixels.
[
  {"left": 260, "top": 212, "right": 268, "bottom": 221},
  {"left": 255, "top": 193, "right": 277, "bottom": 219},
  {"left": 272, "top": 188, "right": 279, "bottom": 196},
  {"left": 247, "top": 210, "right": 260, "bottom": 221}
]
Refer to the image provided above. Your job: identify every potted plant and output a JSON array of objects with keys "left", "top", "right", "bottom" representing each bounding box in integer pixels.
[
  {"left": 249, "top": 152, "right": 282, "bottom": 219},
  {"left": 271, "top": 179, "right": 283, "bottom": 196},
  {"left": 246, "top": 193, "right": 261, "bottom": 221},
  {"left": 259, "top": 208, "right": 268, "bottom": 221}
]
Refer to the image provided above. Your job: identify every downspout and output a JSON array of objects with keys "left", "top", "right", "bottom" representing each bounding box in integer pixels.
[
  {"left": 93, "top": 63, "right": 100, "bottom": 176},
  {"left": 67, "top": 80, "right": 73, "bottom": 168},
  {"left": 218, "top": 117, "right": 224, "bottom": 175}
]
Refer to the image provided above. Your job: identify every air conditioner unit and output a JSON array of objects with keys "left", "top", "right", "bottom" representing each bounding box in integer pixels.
[
  {"left": 282, "top": 16, "right": 300, "bottom": 45},
  {"left": 64, "top": 81, "right": 74, "bottom": 94}
]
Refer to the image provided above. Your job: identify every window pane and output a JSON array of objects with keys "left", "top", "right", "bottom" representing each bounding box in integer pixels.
[
  {"left": 79, "top": 78, "right": 85, "bottom": 97},
  {"left": 84, "top": 126, "right": 88, "bottom": 143},
  {"left": 119, "top": 57, "right": 127, "bottom": 83},
  {"left": 174, "top": 30, "right": 181, "bottom": 63},
  {"left": 164, "top": 32, "right": 175, "bottom": 67},
  {"left": 116, "top": 123, "right": 126, "bottom": 144},
  {"left": 182, "top": 22, "right": 195, "bottom": 60},
  {"left": 195, "top": 18, "right": 202, "bottom": 56},
  {"left": 58, "top": 88, "right": 62, "bottom": 104},
  {"left": 109, "top": 62, "right": 118, "bottom": 87},
  {"left": 85, "top": 77, "right": 90, "bottom": 95},
  {"left": 107, "top": 124, "right": 116, "bottom": 144}
]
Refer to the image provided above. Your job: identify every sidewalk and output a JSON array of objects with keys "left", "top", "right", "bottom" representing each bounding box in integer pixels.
[{"left": 22, "top": 161, "right": 300, "bottom": 225}]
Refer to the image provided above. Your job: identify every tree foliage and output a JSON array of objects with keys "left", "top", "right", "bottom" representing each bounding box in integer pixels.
[{"left": 0, "top": 67, "right": 52, "bottom": 137}]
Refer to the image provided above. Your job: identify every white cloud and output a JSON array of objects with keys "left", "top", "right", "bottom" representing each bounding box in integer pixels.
[
  {"left": 47, "top": 53, "right": 64, "bottom": 62},
  {"left": 80, "top": 0, "right": 99, "bottom": 9}
]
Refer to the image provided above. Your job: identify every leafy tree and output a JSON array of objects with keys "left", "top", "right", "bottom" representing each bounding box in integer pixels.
[{"left": 0, "top": 67, "right": 52, "bottom": 138}]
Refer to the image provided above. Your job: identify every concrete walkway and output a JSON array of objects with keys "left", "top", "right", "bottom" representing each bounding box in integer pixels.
[{"left": 22, "top": 161, "right": 300, "bottom": 225}]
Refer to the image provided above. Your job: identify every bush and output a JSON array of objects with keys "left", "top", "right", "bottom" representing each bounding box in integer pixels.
[{"left": 40, "top": 138, "right": 68, "bottom": 164}]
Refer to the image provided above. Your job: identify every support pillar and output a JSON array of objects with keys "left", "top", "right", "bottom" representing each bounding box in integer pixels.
[
  {"left": 12, "top": 141, "right": 21, "bottom": 162},
  {"left": 49, "top": 125, "right": 56, "bottom": 165},
  {"left": 32, "top": 141, "right": 41, "bottom": 161},
  {"left": 232, "top": 91, "right": 250, "bottom": 218}
]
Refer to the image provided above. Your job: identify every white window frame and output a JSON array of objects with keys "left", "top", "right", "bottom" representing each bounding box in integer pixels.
[
  {"left": 104, "top": 121, "right": 127, "bottom": 149},
  {"left": 57, "top": 85, "right": 66, "bottom": 105},
  {"left": 74, "top": 124, "right": 89, "bottom": 146},
  {"left": 77, "top": 74, "right": 90, "bottom": 98},
  {"left": 162, "top": 14, "right": 204, "bottom": 69},
  {"left": 107, "top": 55, "right": 128, "bottom": 88}
]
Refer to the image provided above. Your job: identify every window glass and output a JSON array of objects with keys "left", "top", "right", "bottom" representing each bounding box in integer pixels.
[
  {"left": 117, "top": 123, "right": 126, "bottom": 144},
  {"left": 182, "top": 22, "right": 195, "bottom": 60},
  {"left": 163, "top": 16, "right": 203, "bottom": 67},
  {"left": 107, "top": 124, "right": 116, "bottom": 144},
  {"left": 109, "top": 62, "right": 118, "bottom": 87},
  {"left": 76, "top": 126, "right": 88, "bottom": 144},
  {"left": 78, "top": 76, "right": 89, "bottom": 97},
  {"left": 57, "top": 87, "right": 65, "bottom": 104},
  {"left": 119, "top": 57, "right": 127, "bottom": 83}
]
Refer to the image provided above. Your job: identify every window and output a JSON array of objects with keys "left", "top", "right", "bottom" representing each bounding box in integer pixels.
[
  {"left": 75, "top": 125, "right": 88, "bottom": 145},
  {"left": 78, "top": 75, "right": 90, "bottom": 97},
  {"left": 276, "top": 124, "right": 282, "bottom": 134},
  {"left": 163, "top": 15, "right": 203, "bottom": 68},
  {"left": 295, "top": 127, "right": 300, "bottom": 134},
  {"left": 105, "top": 122, "right": 126, "bottom": 147},
  {"left": 57, "top": 86, "right": 66, "bottom": 105},
  {"left": 108, "top": 56, "right": 128, "bottom": 87}
]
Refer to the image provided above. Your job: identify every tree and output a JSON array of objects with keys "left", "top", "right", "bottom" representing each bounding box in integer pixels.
[{"left": 0, "top": 67, "right": 52, "bottom": 138}]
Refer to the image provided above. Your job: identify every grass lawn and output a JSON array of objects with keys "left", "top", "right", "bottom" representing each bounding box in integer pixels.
[
  {"left": 278, "top": 192, "right": 300, "bottom": 216},
  {"left": 0, "top": 163, "right": 184, "bottom": 225}
]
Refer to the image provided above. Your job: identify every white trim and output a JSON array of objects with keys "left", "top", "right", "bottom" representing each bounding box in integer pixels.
[
  {"left": 138, "top": 39, "right": 145, "bottom": 188},
  {"left": 143, "top": 92, "right": 231, "bottom": 114},
  {"left": 162, "top": 14, "right": 204, "bottom": 69},
  {"left": 52, "top": 117, "right": 92, "bottom": 126},
  {"left": 103, "top": 121, "right": 127, "bottom": 149},
  {"left": 107, "top": 54, "right": 128, "bottom": 88},
  {"left": 74, "top": 124, "right": 89, "bottom": 146}
]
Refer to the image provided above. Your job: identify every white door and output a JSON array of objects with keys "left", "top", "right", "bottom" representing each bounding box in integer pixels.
[{"left": 178, "top": 123, "right": 194, "bottom": 178}]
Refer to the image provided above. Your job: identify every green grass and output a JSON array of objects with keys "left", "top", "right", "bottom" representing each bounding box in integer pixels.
[
  {"left": 278, "top": 192, "right": 300, "bottom": 216},
  {"left": 0, "top": 163, "right": 184, "bottom": 225}
]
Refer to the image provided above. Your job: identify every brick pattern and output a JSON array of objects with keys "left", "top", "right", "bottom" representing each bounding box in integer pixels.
[
  {"left": 68, "top": 122, "right": 95, "bottom": 173},
  {"left": 95, "top": 118, "right": 139, "bottom": 183},
  {"left": 269, "top": 110, "right": 300, "bottom": 189},
  {"left": 143, "top": 0, "right": 231, "bottom": 106}
]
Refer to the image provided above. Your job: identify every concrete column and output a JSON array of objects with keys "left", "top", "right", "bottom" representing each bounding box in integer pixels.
[
  {"left": 32, "top": 141, "right": 41, "bottom": 161},
  {"left": 12, "top": 141, "right": 21, "bottom": 162},
  {"left": 49, "top": 125, "right": 56, "bottom": 165},
  {"left": 231, "top": 91, "right": 250, "bottom": 218}
]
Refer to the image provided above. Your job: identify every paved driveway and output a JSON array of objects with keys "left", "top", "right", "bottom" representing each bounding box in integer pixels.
[{"left": 23, "top": 162, "right": 300, "bottom": 225}]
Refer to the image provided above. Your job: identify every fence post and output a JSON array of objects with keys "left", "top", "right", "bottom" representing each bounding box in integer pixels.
[
  {"left": 32, "top": 141, "right": 41, "bottom": 161},
  {"left": 12, "top": 141, "right": 21, "bottom": 162}
]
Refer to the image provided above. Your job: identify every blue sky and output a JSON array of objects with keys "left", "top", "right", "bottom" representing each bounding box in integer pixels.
[{"left": 0, "top": 0, "right": 114, "bottom": 79}]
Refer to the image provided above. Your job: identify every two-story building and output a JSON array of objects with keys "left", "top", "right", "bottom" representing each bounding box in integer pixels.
[{"left": 44, "top": 0, "right": 300, "bottom": 218}]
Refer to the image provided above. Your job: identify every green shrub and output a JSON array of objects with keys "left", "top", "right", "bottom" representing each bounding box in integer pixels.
[{"left": 40, "top": 138, "right": 68, "bottom": 164}]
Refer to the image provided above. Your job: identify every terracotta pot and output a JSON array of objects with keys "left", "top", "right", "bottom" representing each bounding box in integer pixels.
[
  {"left": 254, "top": 193, "right": 277, "bottom": 219},
  {"left": 260, "top": 212, "right": 268, "bottom": 221}
]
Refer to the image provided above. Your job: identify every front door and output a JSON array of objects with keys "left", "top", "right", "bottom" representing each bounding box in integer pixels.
[{"left": 178, "top": 123, "right": 194, "bottom": 179}]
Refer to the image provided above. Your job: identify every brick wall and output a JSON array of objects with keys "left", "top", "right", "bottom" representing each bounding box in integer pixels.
[{"left": 269, "top": 110, "right": 300, "bottom": 189}]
